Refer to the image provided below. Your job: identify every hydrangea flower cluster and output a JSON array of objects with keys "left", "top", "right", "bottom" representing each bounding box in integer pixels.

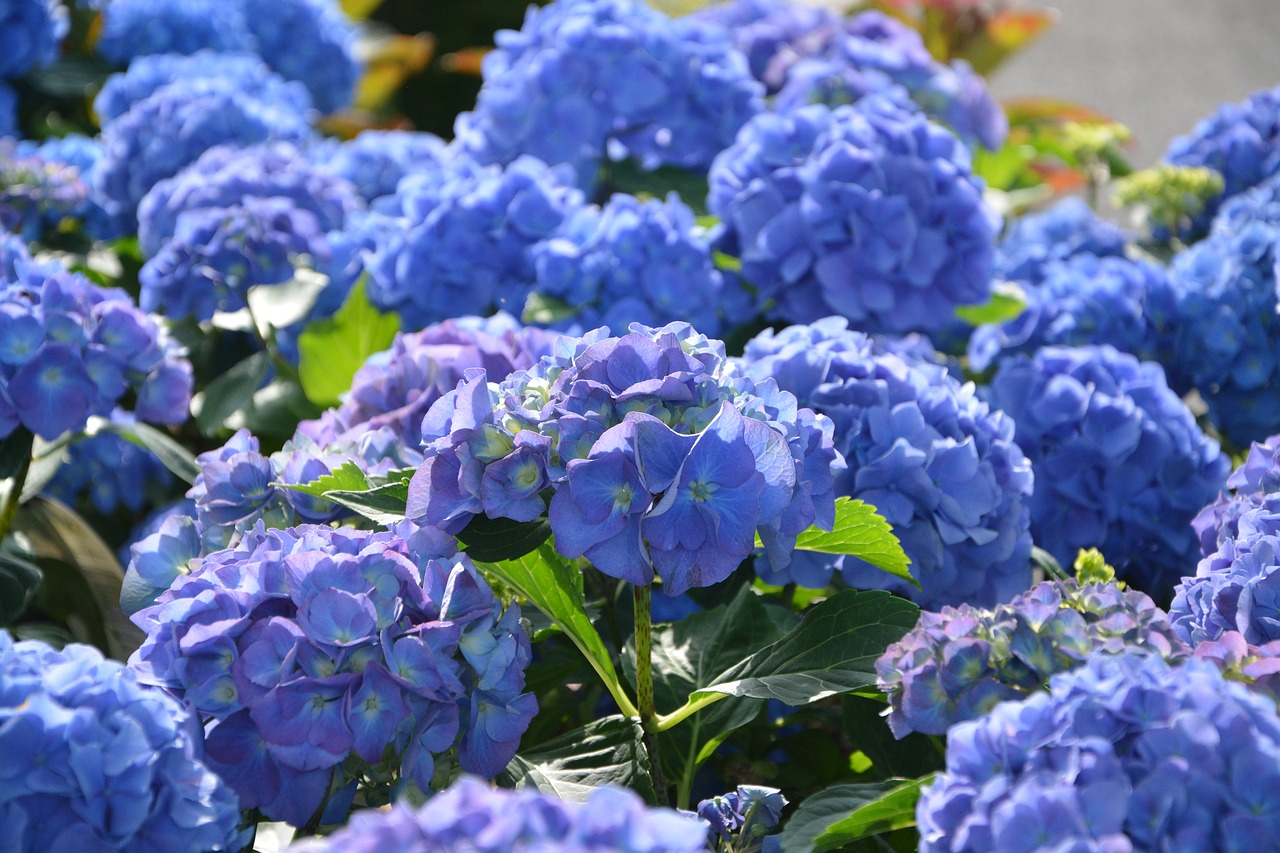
[
  {"left": 916, "top": 653, "right": 1280, "bottom": 853},
  {"left": 128, "top": 524, "right": 536, "bottom": 825},
  {"left": 0, "top": 0, "right": 68, "bottom": 80},
  {"left": 531, "top": 192, "right": 736, "bottom": 336},
  {"left": 42, "top": 414, "right": 173, "bottom": 515},
  {"left": 698, "top": 785, "right": 787, "bottom": 849},
  {"left": 1163, "top": 82, "right": 1280, "bottom": 239},
  {"left": 1192, "top": 433, "right": 1280, "bottom": 556},
  {"left": 94, "top": 75, "right": 314, "bottom": 232},
  {"left": 967, "top": 254, "right": 1180, "bottom": 372},
  {"left": 992, "top": 197, "right": 1130, "bottom": 286},
  {"left": 96, "top": 0, "right": 255, "bottom": 66},
  {"left": 366, "top": 156, "right": 583, "bottom": 329},
  {"left": 0, "top": 631, "right": 244, "bottom": 852},
  {"left": 312, "top": 130, "right": 452, "bottom": 204},
  {"left": 687, "top": 0, "right": 835, "bottom": 81},
  {"left": 740, "top": 318, "right": 1032, "bottom": 608},
  {"left": 984, "top": 345, "right": 1228, "bottom": 595},
  {"left": 0, "top": 253, "right": 193, "bottom": 440},
  {"left": 454, "top": 0, "right": 764, "bottom": 189},
  {"left": 1169, "top": 506, "right": 1280, "bottom": 647},
  {"left": 11, "top": 134, "right": 115, "bottom": 239},
  {"left": 0, "top": 140, "right": 89, "bottom": 240},
  {"left": 407, "top": 321, "right": 841, "bottom": 597},
  {"left": 1167, "top": 206, "right": 1280, "bottom": 446},
  {"left": 1191, "top": 629, "right": 1280, "bottom": 702},
  {"left": 288, "top": 776, "right": 709, "bottom": 853},
  {"left": 876, "top": 576, "right": 1188, "bottom": 737},
  {"left": 708, "top": 98, "right": 997, "bottom": 336}
]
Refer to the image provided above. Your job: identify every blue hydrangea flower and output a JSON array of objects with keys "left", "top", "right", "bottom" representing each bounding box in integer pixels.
[
  {"left": 530, "top": 192, "right": 731, "bottom": 336},
  {"left": 236, "top": 0, "right": 360, "bottom": 114},
  {"left": 0, "top": 0, "right": 67, "bottom": 78},
  {"left": 129, "top": 525, "right": 535, "bottom": 826},
  {"left": 0, "top": 82, "right": 15, "bottom": 139},
  {"left": 139, "top": 196, "right": 329, "bottom": 321},
  {"left": 687, "top": 0, "right": 838, "bottom": 82},
  {"left": 312, "top": 129, "right": 452, "bottom": 204},
  {"left": 41, "top": 413, "right": 174, "bottom": 514},
  {"left": 1170, "top": 506, "right": 1280, "bottom": 647},
  {"left": 1193, "top": 433, "right": 1280, "bottom": 556},
  {"left": 984, "top": 345, "right": 1229, "bottom": 597},
  {"left": 0, "top": 140, "right": 89, "bottom": 241},
  {"left": 11, "top": 134, "right": 117, "bottom": 239},
  {"left": 0, "top": 631, "right": 245, "bottom": 852},
  {"left": 968, "top": 254, "right": 1180, "bottom": 372},
  {"left": 1168, "top": 207, "right": 1280, "bottom": 447},
  {"left": 916, "top": 653, "right": 1280, "bottom": 853},
  {"left": 0, "top": 259, "right": 193, "bottom": 439},
  {"left": 365, "top": 156, "right": 583, "bottom": 329},
  {"left": 698, "top": 785, "right": 787, "bottom": 847},
  {"left": 740, "top": 318, "right": 1033, "bottom": 607},
  {"left": 1163, "top": 83, "right": 1280, "bottom": 240},
  {"left": 119, "top": 498, "right": 199, "bottom": 613},
  {"left": 289, "top": 776, "right": 708, "bottom": 853},
  {"left": 95, "top": 0, "right": 255, "bottom": 66},
  {"left": 994, "top": 197, "right": 1130, "bottom": 286},
  {"left": 877, "top": 577, "right": 1189, "bottom": 737},
  {"left": 94, "top": 51, "right": 313, "bottom": 125},
  {"left": 94, "top": 77, "right": 314, "bottom": 233},
  {"left": 407, "top": 321, "right": 841, "bottom": 597},
  {"left": 454, "top": 0, "right": 764, "bottom": 189},
  {"left": 708, "top": 97, "right": 997, "bottom": 335}
]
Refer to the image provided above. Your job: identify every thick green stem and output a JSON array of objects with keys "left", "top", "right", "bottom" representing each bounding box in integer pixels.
[
  {"left": 0, "top": 447, "right": 32, "bottom": 545},
  {"left": 633, "top": 583, "right": 665, "bottom": 802}
]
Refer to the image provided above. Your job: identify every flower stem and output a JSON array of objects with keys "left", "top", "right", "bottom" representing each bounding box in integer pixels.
[{"left": 633, "top": 583, "right": 665, "bottom": 803}]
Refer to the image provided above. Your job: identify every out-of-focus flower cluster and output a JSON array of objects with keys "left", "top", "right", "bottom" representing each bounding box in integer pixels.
[
  {"left": 877, "top": 572, "right": 1188, "bottom": 737},
  {"left": 0, "top": 140, "right": 90, "bottom": 240},
  {"left": 708, "top": 98, "right": 997, "bottom": 336},
  {"left": 454, "top": 0, "right": 764, "bottom": 189},
  {"left": 916, "top": 653, "right": 1280, "bottom": 852},
  {"left": 690, "top": 2, "right": 1006, "bottom": 149},
  {"left": 0, "top": 243, "right": 192, "bottom": 440},
  {"left": 407, "top": 321, "right": 841, "bottom": 597},
  {"left": 984, "top": 345, "right": 1228, "bottom": 596},
  {"left": 128, "top": 525, "right": 536, "bottom": 825},
  {"left": 288, "top": 776, "right": 709, "bottom": 853},
  {"left": 740, "top": 318, "right": 1032, "bottom": 608},
  {"left": 968, "top": 254, "right": 1179, "bottom": 372},
  {"left": 0, "top": 630, "right": 244, "bottom": 852},
  {"left": 991, "top": 197, "right": 1130, "bottom": 286},
  {"left": 0, "top": 0, "right": 67, "bottom": 82},
  {"left": 42, "top": 412, "right": 173, "bottom": 515}
]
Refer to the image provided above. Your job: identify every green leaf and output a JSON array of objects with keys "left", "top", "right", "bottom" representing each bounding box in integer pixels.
[
  {"left": 194, "top": 351, "right": 270, "bottom": 437},
  {"left": 769, "top": 497, "right": 915, "bottom": 588},
  {"left": 842, "top": 695, "right": 945, "bottom": 780},
  {"left": 324, "top": 480, "right": 410, "bottom": 526},
  {"left": 87, "top": 417, "right": 200, "bottom": 484},
  {"left": 13, "top": 497, "right": 144, "bottom": 659},
  {"left": 499, "top": 715, "right": 653, "bottom": 804},
  {"left": 0, "top": 553, "right": 42, "bottom": 627},
  {"left": 0, "top": 427, "right": 33, "bottom": 479},
  {"left": 297, "top": 277, "right": 399, "bottom": 408},
  {"left": 477, "top": 544, "right": 636, "bottom": 718},
  {"left": 606, "top": 161, "right": 711, "bottom": 216},
  {"left": 628, "top": 585, "right": 789, "bottom": 805},
  {"left": 522, "top": 292, "right": 578, "bottom": 326},
  {"left": 780, "top": 777, "right": 935, "bottom": 853},
  {"left": 458, "top": 513, "right": 552, "bottom": 563},
  {"left": 954, "top": 281, "right": 1028, "bottom": 327},
  {"left": 279, "top": 461, "right": 371, "bottom": 499},
  {"left": 691, "top": 589, "right": 920, "bottom": 708}
]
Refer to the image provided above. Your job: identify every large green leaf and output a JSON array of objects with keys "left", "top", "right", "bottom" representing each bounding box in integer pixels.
[
  {"left": 194, "top": 351, "right": 269, "bottom": 437},
  {"left": 625, "top": 585, "right": 789, "bottom": 806},
  {"left": 842, "top": 695, "right": 944, "bottom": 780},
  {"left": 324, "top": 481, "right": 410, "bottom": 526},
  {"left": 477, "top": 544, "right": 636, "bottom": 718},
  {"left": 297, "top": 277, "right": 399, "bottom": 408},
  {"left": 689, "top": 589, "right": 919, "bottom": 709},
  {"left": 280, "top": 461, "right": 371, "bottom": 498},
  {"left": 779, "top": 777, "right": 934, "bottom": 853},
  {"left": 459, "top": 513, "right": 552, "bottom": 563},
  {"left": 766, "top": 498, "right": 915, "bottom": 588},
  {"left": 0, "top": 553, "right": 42, "bottom": 627},
  {"left": 499, "top": 715, "right": 654, "bottom": 804}
]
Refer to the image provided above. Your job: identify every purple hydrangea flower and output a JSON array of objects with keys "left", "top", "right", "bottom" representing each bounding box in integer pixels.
[
  {"left": 708, "top": 97, "right": 997, "bottom": 335},
  {"left": 128, "top": 525, "right": 535, "bottom": 825},
  {"left": 687, "top": 0, "right": 837, "bottom": 81},
  {"left": 0, "top": 260, "right": 193, "bottom": 439},
  {"left": 454, "top": 0, "right": 764, "bottom": 190},
  {"left": 985, "top": 345, "right": 1229, "bottom": 597},
  {"left": 0, "top": 631, "right": 244, "bottom": 852},
  {"left": 877, "top": 576, "right": 1189, "bottom": 737},
  {"left": 1193, "top": 434, "right": 1280, "bottom": 556},
  {"left": 698, "top": 785, "right": 787, "bottom": 847},
  {"left": 993, "top": 197, "right": 1130, "bottom": 286},
  {"left": 968, "top": 254, "right": 1180, "bottom": 372},
  {"left": 95, "top": 0, "right": 255, "bottom": 66},
  {"left": 1163, "top": 82, "right": 1280, "bottom": 240},
  {"left": 365, "top": 156, "right": 583, "bottom": 329},
  {"left": 407, "top": 321, "right": 841, "bottom": 597},
  {"left": 119, "top": 499, "right": 200, "bottom": 614},
  {"left": 0, "top": 0, "right": 67, "bottom": 78},
  {"left": 531, "top": 192, "right": 733, "bottom": 336},
  {"left": 740, "top": 318, "right": 1033, "bottom": 607},
  {"left": 1191, "top": 629, "right": 1280, "bottom": 703},
  {"left": 916, "top": 653, "right": 1280, "bottom": 853},
  {"left": 289, "top": 776, "right": 708, "bottom": 853}
]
